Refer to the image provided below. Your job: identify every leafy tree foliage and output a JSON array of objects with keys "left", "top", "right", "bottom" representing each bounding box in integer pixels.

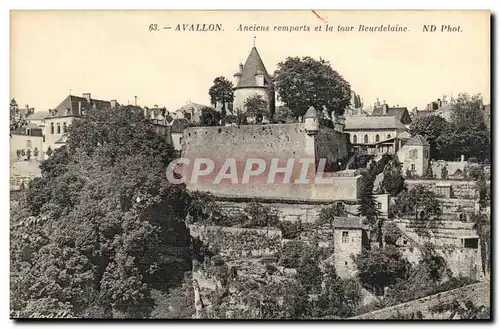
[
  {"left": 208, "top": 76, "right": 234, "bottom": 110},
  {"left": 273, "top": 56, "right": 351, "bottom": 118},
  {"left": 240, "top": 201, "right": 280, "bottom": 228},
  {"left": 278, "top": 221, "right": 303, "bottom": 239},
  {"left": 381, "top": 161, "right": 406, "bottom": 197},
  {"left": 243, "top": 94, "right": 268, "bottom": 123},
  {"left": 11, "top": 106, "right": 193, "bottom": 318},
  {"left": 316, "top": 202, "right": 346, "bottom": 228},
  {"left": 382, "top": 221, "right": 402, "bottom": 246},
  {"left": 390, "top": 185, "right": 442, "bottom": 220},
  {"left": 354, "top": 246, "right": 411, "bottom": 295},
  {"left": 199, "top": 106, "right": 221, "bottom": 126},
  {"left": 409, "top": 115, "right": 449, "bottom": 159}
]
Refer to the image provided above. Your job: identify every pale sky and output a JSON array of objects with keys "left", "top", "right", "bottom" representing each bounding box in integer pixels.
[{"left": 11, "top": 10, "right": 490, "bottom": 112}]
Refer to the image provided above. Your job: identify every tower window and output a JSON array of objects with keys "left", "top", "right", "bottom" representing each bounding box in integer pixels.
[
  {"left": 57, "top": 123, "right": 61, "bottom": 134},
  {"left": 352, "top": 135, "right": 357, "bottom": 144},
  {"left": 364, "top": 135, "right": 368, "bottom": 143},
  {"left": 51, "top": 122, "right": 54, "bottom": 134},
  {"left": 63, "top": 122, "right": 67, "bottom": 133},
  {"left": 375, "top": 134, "right": 380, "bottom": 142},
  {"left": 387, "top": 134, "right": 391, "bottom": 139}
]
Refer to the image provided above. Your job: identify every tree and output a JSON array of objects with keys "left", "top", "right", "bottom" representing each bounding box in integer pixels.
[
  {"left": 33, "top": 147, "right": 39, "bottom": 158},
  {"left": 442, "top": 93, "right": 490, "bottom": 161},
  {"left": 244, "top": 95, "right": 268, "bottom": 123},
  {"left": 208, "top": 76, "right": 234, "bottom": 112},
  {"left": 46, "top": 147, "right": 53, "bottom": 157},
  {"left": 357, "top": 165, "right": 381, "bottom": 243},
  {"left": 199, "top": 107, "right": 221, "bottom": 126},
  {"left": 11, "top": 106, "right": 192, "bottom": 318},
  {"left": 354, "top": 246, "right": 411, "bottom": 295},
  {"left": 10, "top": 98, "right": 20, "bottom": 130},
  {"left": 390, "top": 185, "right": 442, "bottom": 220},
  {"left": 273, "top": 56, "right": 352, "bottom": 119},
  {"left": 382, "top": 221, "right": 402, "bottom": 246},
  {"left": 381, "top": 162, "right": 406, "bottom": 197},
  {"left": 241, "top": 201, "right": 279, "bottom": 228},
  {"left": 317, "top": 202, "right": 346, "bottom": 229},
  {"left": 409, "top": 115, "right": 449, "bottom": 159},
  {"left": 26, "top": 149, "right": 32, "bottom": 161}
]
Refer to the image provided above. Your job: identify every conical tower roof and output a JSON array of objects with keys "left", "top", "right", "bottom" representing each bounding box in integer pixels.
[
  {"left": 304, "top": 106, "right": 318, "bottom": 119},
  {"left": 236, "top": 47, "right": 270, "bottom": 89}
]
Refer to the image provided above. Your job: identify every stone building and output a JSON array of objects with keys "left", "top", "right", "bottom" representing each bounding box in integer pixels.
[
  {"left": 345, "top": 116, "right": 409, "bottom": 156},
  {"left": 396, "top": 134, "right": 430, "bottom": 178},
  {"left": 333, "top": 217, "right": 369, "bottom": 278},
  {"left": 232, "top": 46, "right": 275, "bottom": 118}
]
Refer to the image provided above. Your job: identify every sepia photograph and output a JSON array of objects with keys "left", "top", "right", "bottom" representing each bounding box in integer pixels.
[{"left": 9, "top": 10, "right": 491, "bottom": 320}]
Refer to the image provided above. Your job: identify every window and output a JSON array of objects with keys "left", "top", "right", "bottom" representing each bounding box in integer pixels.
[
  {"left": 63, "top": 122, "right": 67, "bottom": 133},
  {"left": 403, "top": 240, "right": 408, "bottom": 245},
  {"left": 50, "top": 122, "right": 54, "bottom": 134},
  {"left": 352, "top": 135, "right": 357, "bottom": 144},
  {"left": 377, "top": 202, "right": 382, "bottom": 209},
  {"left": 364, "top": 135, "right": 368, "bottom": 143},
  {"left": 344, "top": 261, "right": 348, "bottom": 266},
  {"left": 342, "top": 231, "right": 349, "bottom": 243},
  {"left": 424, "top": 150, "right": 429, "bottom": 159},
  {"left": 375, "top": 134, "right": 380, "bottom": 142},
  {"left": 387, "top": 134, "right": 391, "bottom": 139},
  {"left": 411, "top": 164, "right": 416, "bottom": 171},
  {"left": 26, "top": 140, "right": 32, "bottom": 148},
  {"left": 57, "top": 123, "right": 61, "bottom": 134}
]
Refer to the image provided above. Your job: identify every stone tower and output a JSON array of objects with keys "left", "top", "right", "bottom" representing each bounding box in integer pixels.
[{"left": 233, "top": 46, "right": 275, "bottom": 118}]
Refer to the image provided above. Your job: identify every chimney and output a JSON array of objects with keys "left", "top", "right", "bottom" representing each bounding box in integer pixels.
[
  {"left": 110, "top": 100, "right": 117, "bottom": 109},
  {"left": 134, "top": 96, "right": 138, "bottom": 106},
  {"left": 83, "top": 93, "right": 91, "bottom": 103},
  {"left": 239, "top": 63, "right": 243, "bottom": 73},
  {"left": 382, "top": 104, "right": 389, "bottom": 115}
]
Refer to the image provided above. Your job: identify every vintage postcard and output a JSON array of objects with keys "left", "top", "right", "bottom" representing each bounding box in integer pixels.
[{"left": 10, "top": 10, "right": 491, "bottom": 320}]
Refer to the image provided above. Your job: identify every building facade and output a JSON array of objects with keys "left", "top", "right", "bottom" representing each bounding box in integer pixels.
[
  {"left": 396, "top": 135, "right": 431, "bottom": 177},
  {"left": 333, "top": 217, "right": 369, "bottom": 278}
]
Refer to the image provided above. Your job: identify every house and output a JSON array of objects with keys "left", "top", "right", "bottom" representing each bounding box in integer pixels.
[
  {"left": 25, "top": 110, "right": 50, "bottom": 129},
  {"left": 10, "top": 124, "right": 44, "bottom": 161},
  {"left": 396, "top": 134, "right": 431, "bottom": 178},
  {"left": 173, "top": 101, "right": 209, "bottom": 124},
  {"left": 345, "top": 116, "right": 409, "bottom": 156},
  {"left": 333, "top": 217, "right": 370, "bottom": 278},
  {"left": 232, "top": 46, "right": 275, "bottom": 118},
  {"left": 371, "top": 104, "right": 412, "bottom": 126},
  {"left": 43, "top": 93, "right": 115, "bottom": 152}
]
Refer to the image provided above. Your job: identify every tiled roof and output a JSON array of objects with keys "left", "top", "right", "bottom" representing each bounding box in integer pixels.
[
  {"left": 333, "top": 217, "right": 366, "bottom": 229},
  {"left": 235, "top": 47, "right": 271, "bottom": 89},
  {"left": 26, "top": 110, "right": 50, "bottom": 121},
  {"left": 50, "top": 95, "right": 112, "bottom": 118},
  {"left": 304, "top": 106, "right": 317, "bottom": 118},
  {"left": 404, "top": 134, "right": 429, "bottom": 146},
  {"left": 372, "top": 106, "right": 406, "bottom": 119},
  {"left": 345, "top": 116, "right": 407, "bottom": 130},
  {"left": 170, "top": 118, "right": 190, "bottom": 133}
]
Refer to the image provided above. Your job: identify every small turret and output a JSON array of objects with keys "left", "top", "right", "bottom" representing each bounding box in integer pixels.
[{"left": 304, "top": 106, "right": 319, "bottom": 135}]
